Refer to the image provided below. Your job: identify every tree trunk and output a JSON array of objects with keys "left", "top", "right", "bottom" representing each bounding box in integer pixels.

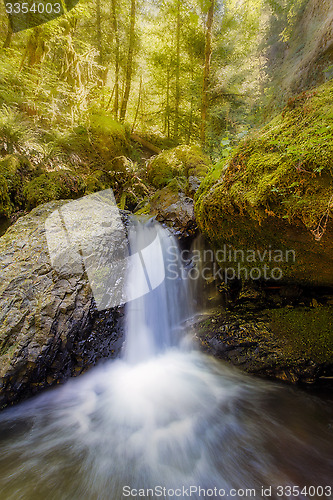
[
  {"left": 131, "top": 75, "right": 142, "bottom": 133},
  {"left": 3, "top": 21, "right": 12, "bottom": 49},
  {"left": 174, "top": 0, "right": 181, "bottom": 140},
  {"left": 200, "top": 0, "right": 215, "bottom": 145},
  {"left": 119, "top": 0, "right": 136, "bottom": 122},
  {"left": 111, "top": 0, "right": 120, "bottom": 118}
]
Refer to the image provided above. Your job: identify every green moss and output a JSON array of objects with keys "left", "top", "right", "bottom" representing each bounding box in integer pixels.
[
  {"left": 196, "top": 81, "right": 333, "bottom": 231},
  {"left": 194, "top": 81, "right": 333, "bottom": 285},
  {"left": 0, "top": 174, "right": 11, "bottom": 216},
  {"left": 87, "top": 113, "right": 130, "bottom": 161},
  {"left": 268, "top": 306, "right": 333, "bottom": 363},
  {"left": 85, "top": 170, "right": 113, "bottom": 195},
  {"left": 147, "top": 145, "right": 211, "bottom": 189},
  {"left": 24, "top": 171, "right": 86, "bottom": 209},
  {"left": 52, "top": 115, "right": 131, "bottom": 168}
]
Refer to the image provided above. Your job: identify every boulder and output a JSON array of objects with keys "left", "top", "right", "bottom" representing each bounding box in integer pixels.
[
  {"left": 137, "top": 146, "right": 212, "bottom": 239},
  {"left": 141, "top": 180, "right": 196, "bottom": 239},
  {"left": 195, "top": 81, "right": 333, "bottom": 286},
  {"left": 147, "top": 145, "right": 210, "bottom": 190},
  {"left": 0, "top": 199, "right": 128, "bottom": 409},
  {"left": 193, "top": 304, "right": 333, "bottom": 387}
]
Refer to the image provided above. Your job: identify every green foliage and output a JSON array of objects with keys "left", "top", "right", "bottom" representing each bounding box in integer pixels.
[
  {"left": 23, "top": 171, "right": 86, "bottom": 209},
  {"left": 147, "top": 145, "right": 211, "bottom": 189}
]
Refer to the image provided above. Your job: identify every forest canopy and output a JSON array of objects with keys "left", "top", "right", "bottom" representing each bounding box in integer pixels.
[{"left": 1, "top": 0, "right": 329, "bottom": 158}]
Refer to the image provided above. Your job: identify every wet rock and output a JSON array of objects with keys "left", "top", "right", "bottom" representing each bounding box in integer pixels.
[
  {"left": 193, "top": 306, "right": 333, "bottom": 387},
  {"left": 136, "top": 180, "right": 197, "bottom": 239},
  {"left": 0, "top": 200, "right": 127, "bottom": 409}
]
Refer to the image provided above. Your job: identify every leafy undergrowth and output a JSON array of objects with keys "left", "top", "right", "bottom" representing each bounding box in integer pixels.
[
  {"left": 0, "top": 108, "right": 148, "bottom": 215},
  {"left": 195, "top": 80, "right": 333, "bottom": 242}
]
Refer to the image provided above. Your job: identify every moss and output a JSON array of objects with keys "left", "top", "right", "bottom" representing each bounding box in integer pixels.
[
  {"left": 268, "top": 306, "right": 333, "bottom": 363},
  {"left": 0, "top": 174, "right": 11, "bottom": 216},
  {"left": 195, "top": 81, "right": 333, "bottom": 285},
  {"left": 52, "top": 115, "right": 131, "bottom": 169},
  {"left": 147, "top": 145, "right": 211, "bottom": 189},
  {"left": 196, "top": 81, "right": 333, "bottom": 231},
  {"left": 0, "top": 154, "right": 34, "bottom": 211},
  {"left": 85, "top": 170, "right": 113, "bottom": 195},
  {"left": 24, "top": 171, "right": 86, "bottom": 209}
]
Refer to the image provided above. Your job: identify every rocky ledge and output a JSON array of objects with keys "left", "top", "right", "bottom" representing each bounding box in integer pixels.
[{"left": 193, "top": 289, "right": 333, "bottom": 387}]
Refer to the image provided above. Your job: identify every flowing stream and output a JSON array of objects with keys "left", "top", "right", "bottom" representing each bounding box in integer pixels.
[{"left": 0, "top": 222, "right": 332, "bottom": 500}]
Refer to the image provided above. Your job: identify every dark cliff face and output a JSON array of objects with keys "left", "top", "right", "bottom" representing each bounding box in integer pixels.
[
  {"left": 265, "top": 0, "right": 333, "bottom": 105},
  {"left": 0, "top": 200, "right": 127, "bottom": 410}
]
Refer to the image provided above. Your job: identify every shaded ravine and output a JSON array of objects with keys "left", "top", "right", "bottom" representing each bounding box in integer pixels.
[{"left": 0, "top": 221, "right": 332, "bottom": 500}]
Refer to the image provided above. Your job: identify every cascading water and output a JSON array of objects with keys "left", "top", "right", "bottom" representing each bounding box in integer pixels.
[
  {"left": 0, "top": 221, "right": 332, "bottom": 500},
  {"left": 124, "top": 221, "right": 190, "bottom": 363}
]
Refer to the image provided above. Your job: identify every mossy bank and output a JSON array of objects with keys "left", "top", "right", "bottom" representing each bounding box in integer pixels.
[{"left": 195, "top": 80, "right": 333, "bottom": 286}]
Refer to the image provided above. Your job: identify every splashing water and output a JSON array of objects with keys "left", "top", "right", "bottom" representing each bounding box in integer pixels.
[
  {"left": 124, "top": 221, "right": 190, "bottom": 363},
  {"left": 0, "top": 222, "right": 332, "bottom": 500}
]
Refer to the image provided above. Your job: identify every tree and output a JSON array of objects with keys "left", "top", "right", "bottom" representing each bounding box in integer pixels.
[
  {"left": 120, "top": 0, "right": 136, "bottom": 122},
  {"left": 111, "top": 0, "right": 120, "bottom": 118},
  {"left": 201, "top": 0, "right": 215, "bottom": 145}
]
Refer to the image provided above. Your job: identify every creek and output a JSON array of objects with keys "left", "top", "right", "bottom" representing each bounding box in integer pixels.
[{"left": 0, "top": 221, "right": 332, "bottom": 500}]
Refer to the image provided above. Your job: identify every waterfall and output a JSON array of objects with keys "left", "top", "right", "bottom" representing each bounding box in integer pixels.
[
  {"left": 124, "top": 220, "right": 190, "bottom": 363},
  {"left": 0, "top": 220, "right": 332, "bottom": 500}
]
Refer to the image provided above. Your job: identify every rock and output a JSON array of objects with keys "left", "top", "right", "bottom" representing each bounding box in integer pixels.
[
  {"left": 0, "top": 199, "right": 128, "bottom": 409},
  {"left": 193, "top": 306, "right": 333, "bottom": 387},
  {"left": 146, "top": 145, "right": 211, "bottom": 190},
  {"left": 150, "top": 187, "right": 196, "bottom": 238},
  {"left": 136, "top": 146, "right": 212, "bottom": 240},
  {"left": 195, "top": 80, "right": 333, "bottom": 287},
  {"left": 136, "top": 179, "right": 197, "bottom": 239}
]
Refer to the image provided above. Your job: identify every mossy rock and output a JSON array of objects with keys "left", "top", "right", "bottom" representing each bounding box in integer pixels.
[
  {"left": 195, "top": 80, "right": 333, "bottom": 286},
  {"left": 268, "top": 306, "right": 333, "bottom": 364},
  {"left": 87, "top": 114, "right": 131, "bottom": 162},
  {"left": 24, "top": 171, "right": 86, "bottom": 209},
  {"left": 0, "top": 154, "right": 34, "bottom": 210},
  {"left": 0, "top": 174, "right": 11, "bottom": 216},
  {"left": 147, "top": 145, "right": 211, "bottom": 189},
  {"left": 85, "top": 170, "right": 113, "bottom": 195}
]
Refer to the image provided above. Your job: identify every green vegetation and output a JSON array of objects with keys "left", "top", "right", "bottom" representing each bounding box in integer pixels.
[
  {"left": 195, "top": 80, "right": 333, "bottom": 239},
  {"left": 147, "top": 146, "right": 210, "bottom": 189},
  {"left": 24, "top": 171, "right": 86, "bottom": 209},
  {"left": 269, "top": 306, "right": 333, "bottom": 363}
]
